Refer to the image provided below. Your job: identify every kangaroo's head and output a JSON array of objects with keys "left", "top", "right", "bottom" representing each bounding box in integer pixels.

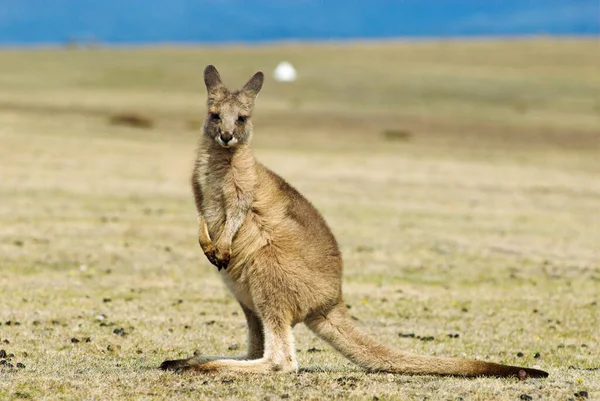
[{"left": 203, "top": 65, "right": 264, "bottom": 149}]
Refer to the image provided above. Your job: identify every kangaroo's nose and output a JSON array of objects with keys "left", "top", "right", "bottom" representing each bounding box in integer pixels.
[{"left": 220, "top": 132, "right": 233, "bottom": 144}]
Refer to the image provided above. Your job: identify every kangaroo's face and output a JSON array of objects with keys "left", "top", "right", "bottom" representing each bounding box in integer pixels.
[{"left": 203, "top": 65, "right": 264, "bottom": 149}]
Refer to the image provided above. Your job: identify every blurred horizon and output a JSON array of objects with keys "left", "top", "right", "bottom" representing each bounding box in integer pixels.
[{"left": 0, "top": 0, "right": 598, "bottom": 46}]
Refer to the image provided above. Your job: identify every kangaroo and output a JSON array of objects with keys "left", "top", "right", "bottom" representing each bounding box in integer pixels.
[{"left": 160, "top": 65, "right": 548, "bottom": 378}]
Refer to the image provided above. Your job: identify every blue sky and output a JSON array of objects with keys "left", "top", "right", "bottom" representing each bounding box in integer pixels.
[{"left": 0, "top": 1, "right": 597, "bottom": 45}]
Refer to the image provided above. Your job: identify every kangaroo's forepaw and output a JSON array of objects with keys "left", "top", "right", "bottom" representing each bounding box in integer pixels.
[
  {"left": 203, "top": 245, "right": 230, "bottom": 270},
  {"left": 214, "top": 248, "right": 230, "bottom": 270},
  {"left": 160, "top": 359, "right": 192, "bottom": 373}
]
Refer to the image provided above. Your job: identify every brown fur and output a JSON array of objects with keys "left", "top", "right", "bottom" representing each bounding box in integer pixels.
[{"left": 160, "top": 66, "right": 549, "bottom": 378}]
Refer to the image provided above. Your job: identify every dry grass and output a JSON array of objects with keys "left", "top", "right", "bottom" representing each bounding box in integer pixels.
[{"left": 0, "top": 38, "right": 599, "bottom": 400}]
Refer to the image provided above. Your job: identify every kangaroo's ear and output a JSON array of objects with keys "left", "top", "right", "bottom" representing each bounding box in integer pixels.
[
  {"left": 242, "top": 71, "right": 264, "bottom": 97},
  {"left": 204, "top": 65, "right": 223, "bottom": 92}
]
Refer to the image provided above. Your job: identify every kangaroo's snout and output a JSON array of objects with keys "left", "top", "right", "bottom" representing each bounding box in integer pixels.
[{"left": 220, "top": 132, "right": 233, "bottom": 144}]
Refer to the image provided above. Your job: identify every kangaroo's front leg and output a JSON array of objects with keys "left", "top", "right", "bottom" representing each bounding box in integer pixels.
[
  {"left": 191, "top": 170, "right": 224, "bottom": 270},
  {"left": 212, "top": 185, "right": 252, "bottom": 270},
  {"left": 196, "top": 214, "right": 224, "bottom": 269}
]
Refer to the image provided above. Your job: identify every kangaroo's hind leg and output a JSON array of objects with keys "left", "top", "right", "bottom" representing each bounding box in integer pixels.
[
  {"left": 187, "top": 311, "right": 297, "bottom": 374},
  {"left": 160, "top": 302, "right": 265, "bottom": 371},
  {"left": 175, "top": 251, "right": 300, "bottom": 374}
]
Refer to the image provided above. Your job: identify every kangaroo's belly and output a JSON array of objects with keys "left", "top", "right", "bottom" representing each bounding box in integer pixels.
[{"left": 221, "top": 272, "right": 255, "bottom": 310}]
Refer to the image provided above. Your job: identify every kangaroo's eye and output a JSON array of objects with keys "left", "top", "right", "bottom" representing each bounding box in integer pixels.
[
  {"left": 237, "top": 115, "right": 247, "bottom": 124},
  {"left": 210, "top": 113, "right": 220, "bottom": 121}
]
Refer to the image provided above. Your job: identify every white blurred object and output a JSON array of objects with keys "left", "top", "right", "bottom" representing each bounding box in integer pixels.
[{"left": 274, "top": 61, "right": 297, "bottom": 82}]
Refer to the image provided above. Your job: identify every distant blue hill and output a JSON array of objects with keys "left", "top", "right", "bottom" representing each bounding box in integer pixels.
[{"left": 0, "top": 0, "right": 597, "bottom": 45}]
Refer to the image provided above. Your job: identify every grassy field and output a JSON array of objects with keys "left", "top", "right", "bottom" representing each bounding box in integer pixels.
[{"left": 0, "top": 38, "right": 599, "bottom": 400}]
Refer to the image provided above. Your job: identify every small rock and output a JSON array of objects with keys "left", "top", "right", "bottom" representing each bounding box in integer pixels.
[
  {"left": 16, "top": 363, "right": 25, "bottom": 369},
  {"left": 517, "top": 352, "right": 525, "bottom": 357},
  {"left": 534, "top": 352, "right": 541, "bottom": 359},
  {"left": 575, "top": 391, "right": 589, "bottom": 399},
  {"left": 71, "top": 338, "right": 80, "bottom": 343},
  {"left": 0, "top": 350, "right": 6, "bottom": 358},
  {"left": 228, "top": 343, "right": 239, "bottom": 351},
  {"left": 113, "top": 328, "right": 126, "bottom": 336},
  {"left": 103, "top": 298, "right": 112, "bottom": 303},
  {"left": 307, "top": 347, "right": 322, "bottom": 353},
  {"left": 520, "top": 394, "right": 532, "bottom": 401}
]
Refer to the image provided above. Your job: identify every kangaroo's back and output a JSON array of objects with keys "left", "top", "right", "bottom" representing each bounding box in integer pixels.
[{"left": 260, "top": 165, "right": 341, "bottom": 263}]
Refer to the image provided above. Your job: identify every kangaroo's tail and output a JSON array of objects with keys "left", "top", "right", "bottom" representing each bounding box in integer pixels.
[{"left": 305, "top": 302, "right": 548, "bottom": 378}]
